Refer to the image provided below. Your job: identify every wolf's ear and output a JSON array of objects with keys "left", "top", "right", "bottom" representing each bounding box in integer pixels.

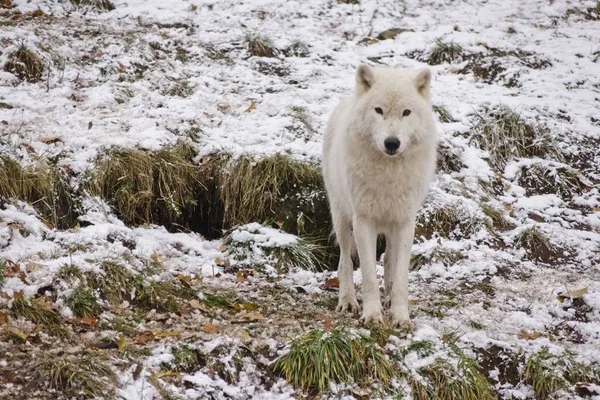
[
  {"left": 414, "top": 68, "right": 431, "bottom": 98},
  {"left": 356, "top": 64, "right": 376, "bottom": 95}
]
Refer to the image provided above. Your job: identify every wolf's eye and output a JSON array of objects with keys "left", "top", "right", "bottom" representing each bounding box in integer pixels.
[
  {"left": 375, "top": 107, "right": 383, "bottom": 115},
  {"left": 403, "top": 109, "right": 411, "bottom": 117}
]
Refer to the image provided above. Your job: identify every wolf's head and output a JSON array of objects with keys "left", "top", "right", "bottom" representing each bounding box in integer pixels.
[{"left": 351, "top": 64, "right": 435, "bottom": 158}]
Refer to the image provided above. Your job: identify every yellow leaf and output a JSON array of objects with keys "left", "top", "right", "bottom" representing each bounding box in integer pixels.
[
  {"left": 243, "top": 312, "right": 265, "bottom": 320},
  {"left": 153, "top": 331, "right": 180, "bottom": 338},
  {"left": 245, "top": 102, "right": 257, "bottom": 113},
  {"left": 203, "top": 323, "right": 219, "bottom": 333},
  {"left": 117, "top": 333, "right": 127, "bottom": 351},
  {"left": 215, "top": 257, "right": 225, "bottom": 266},
  {"left": 520, "top": 330, "right": 543, "bottom": 340},
  {"left": 4, "top": 328, "right": 27, "bottom": 342},
  {"left": 234, "top": 302, "right": 259, "bottom": 311},
  {"left": 557, "top": 287, "right": 588, "bottom": 303}
]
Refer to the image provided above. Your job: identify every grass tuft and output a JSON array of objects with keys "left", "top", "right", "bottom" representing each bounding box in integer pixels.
[
  {"left": 55, "top": 264, "right": 84, "bottom": 283},
  {"left": 416, "top": 201, "right": 485, "bottom": 240},
  {"left": 427, "top": 38, "right": 463, "bottom": 65},
  {"left": 437, "top": 142, "right": 464, "bottom": 173},
  {"left": 517, "top": 162, "right": 589, "bottom": 200},
  {"left": 274, "top": 327, "right": 395, "bottom": 393},
  {"left": 87, "top": 142, "right": 204, "bottom": 229},
  {"left": 481, "top": 203, "right": 513, "bottom": 230},
  {"left": 3, "top": 43, "right": 44, "bottom": 83},
  {"left": 0, "top": 157, "right": 76, "bottom": 229},
  {"left": 433, "top": 105, "right": 457, "bottom": 123},
  {"left": 163, "top": 345, "right": 204, "bottom": 373},
  {"left": 10, "top": 297, "right": 67, "bottom": 336},
  {"left": 245, "top": 32, "right": 279, "bottom": 58},
  {"left": 410, "top": 246, "right": 466, "bottom": 270},
  {"left": 523, "top": 349, "right": 567, "bottom": 398},
  {"left": 165, "top": 79, "right": 195, "bottom": 97},
  {"left": 70, "top": 0, "right": 115, "bottom": 11},
  {"left": 469, "top": 106, "right": 562, "bottom": 171},
  {"left": 283, "top": 41, "right": 310, "bottom": 58},
  {"left": 218, "top": 154, "right": 326, "bottom": 235},
  {"left": 36, "top": 353, "right": 116, "bottom": 398},
  {"left": 224, "top": 223, "right": 327, "bottom": 272},
  {"left": 515, "top": 226, "right": 557, "bottom": 263},
  {"left": 65, "top": 286, "right": 99, "bottom": 318}
]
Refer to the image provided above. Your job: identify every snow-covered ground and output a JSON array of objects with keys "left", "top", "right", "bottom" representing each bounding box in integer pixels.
[{"left": 1, "top": 0, "right": 599, "bottom": 399}]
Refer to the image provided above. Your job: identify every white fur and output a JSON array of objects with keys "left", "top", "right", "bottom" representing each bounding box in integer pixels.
[{"left": 322, "top": 65, "right": 438, "bottom": 331}]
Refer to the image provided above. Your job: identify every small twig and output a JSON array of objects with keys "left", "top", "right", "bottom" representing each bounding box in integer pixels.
[{"left": 46, "top": 62, "right": 51, "bottom": 93}]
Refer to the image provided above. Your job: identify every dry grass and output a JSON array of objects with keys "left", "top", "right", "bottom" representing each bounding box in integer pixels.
[
  {"left": 87, "top": 142, "right": 204, "bottom": 229},
  {"left": 0, "top": 157, "right": 76, "bottom": 229},
  {"left": 437, "top": 142, "right": 464, "bottom": 173},
  {"left": 410, "top": 247, "right": 466, "bottom": 270},
  {"left": 9, "top": 297, "right": 67, "bottom": 336},
  {"left": 433, "top": 105, "right": 457, "bottom": 123},
  {"left": 3, "top": 43, "right": 44, "bottom": 83},
  {"left": 245, "top": 32, "right": 279, "bottom": 58},
  {"left": 70, "top": 0, "right": 115, "bottom": 11},
  {"left": 428, "top": 39, "right": 463, "bottom": 65},
  {"left": 274, "top": 327, "right": 395, "bottom": 393},
  {"left": 223, "top": 223, "right": 328, "bottom": 272},
  {"left": 481, "top": 203, "right": 514, "bottom": 230},
  {"left": 515, "top": 226, "right": 557, "bottom": 263},
  {"left": 218, "top": 154, "right": 324, "bottom": 233},
  {"left": 517, "top": 162, "right": 589, "bottom": 200},
  {"left": 469, "top": 106, "right": 562, "bottom": 171},
  {"left": 283, "top": 41, "right": 310, "bottom": 58},
  {"left": 35, "top": 353, "right": 116, "bottom": 398},
  {"left": 416, "top": 201, "right": 486, "bottom": 240}
]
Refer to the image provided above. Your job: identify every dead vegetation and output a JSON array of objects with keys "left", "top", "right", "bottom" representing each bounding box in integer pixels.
[
  {"left": 3, "top": 43, "right": 44, "bottom": 83},
  {"left": 415, "top": 201, "right": 486, "bottom": 241},
  {"left": 469, "top": 106, "right": 562, "bottom": 171},
  {"left": 517, "top": 162, "right": 590, "bottom": 200},
  {"left": 427, "top": 39, "right": 464, "bottom": 65},
  {"left": 70, "top": 0, "right": 115, "bottom": 11},
  {"left": 0, "top": 156, "right": 76, "bottom": 229},
  {"left": 245, "top": 32, "right": 279, "bottom": 58},
  {"left": 34, "top": 352, "right": 117, "bottom": 398},
  {"left": 515, "top": 226, "right": 558, "bottom": 263},
  {"left": 437, "top": 141, "right": 464, "bottom": 173}
]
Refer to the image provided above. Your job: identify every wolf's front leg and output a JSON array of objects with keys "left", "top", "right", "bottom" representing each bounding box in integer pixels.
[
  {"left": 389, "top": 219, "right": 416, "bottom": 333},
  {"left": 353, "top": 215, "right": 383, "bottom": 326}
]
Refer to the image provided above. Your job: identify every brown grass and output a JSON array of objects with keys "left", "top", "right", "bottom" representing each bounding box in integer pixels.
[{"left": 3, "top": 44, "right": 44, "bottom": 83}]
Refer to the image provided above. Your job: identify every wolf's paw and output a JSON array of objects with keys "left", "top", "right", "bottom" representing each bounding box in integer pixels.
[
  {"left": 389, "top": 316, "right": 415, "bottom": 334},
  {"left": 336, "top": 295, "right": 360, "bottom": 314},
  {"left": 359, "top": 310, "right": 385, "bottom": 327}
]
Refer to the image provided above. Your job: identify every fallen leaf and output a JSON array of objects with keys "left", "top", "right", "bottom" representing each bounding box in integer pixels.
[
  {"left": 4, "top": 328, "right": 27, "bottom": 342},
  {"left": 153, "top": 331, "right": 180, "bottom": 338},
  {"left": 134, "top": 331, "right": 154, "bottom": 345},
  {"left": 0, "top": 312, "right": 8, "bottom": 325},
  {"left": 234, "top": 302, "right": 259, "bottom": 311},
  {"left": 520, "top": 330, "right": 542, "bottom": 340},
  {"left": 243, "top": 312, "right": 265, "bottom": 321},
  {"left": 316, "top": 314, "right": 333, "bottom": 332},
  {"left": 217, "top": 244, "right": 227, "bottom": 252},
  {"left": 215, "top": 257, "right": 225, "bottom": 266},
  {"left": 245, "top": 101, "right": 257, "bottom": 112},
  {"left": 38, "top": 136, "right": 62, "bottom": 144},
  {"left": 117, "top": 333, "right": 127, "bottom": 351},
  {"left": 76, "top": 317, "right": 97, "bottom": 327},
  {"left": 203, "top": 323, "right": 219, "bottom": 334},
  {"left": 236, "top": 271, "right": 248, "bottom": 283},
  {"left": 324, "top": 277, "right": 339, "bottom": 289},
  {"left": 157, "top": 371, "right": 181, "bottom": 378},
  {"left": 189, "top": 299, "right": 210, "bottom": 312},
  {"left": 557, "top": 287, "right": 588, "bottom": 303}
]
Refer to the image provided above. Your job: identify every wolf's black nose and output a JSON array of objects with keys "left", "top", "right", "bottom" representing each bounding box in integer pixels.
[{"left": 384, "top": 137, "right": 400, "bottom": 152}]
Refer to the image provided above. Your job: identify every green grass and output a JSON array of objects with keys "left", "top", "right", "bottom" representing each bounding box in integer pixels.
[
  {"left": 274, "top": 327, "right": 395, "bottom": 393},
  {"left": 55, "top": 264, "right": 84, "bottom": 282},
  {"left": 9, "top": 297, "right": 67, "bottom": 336},
  {"left": 65, "top": 286, "right": 100, "bottom": 318},
  {"left": 162, "top": 345, "right": 203, "bottom": 373}
]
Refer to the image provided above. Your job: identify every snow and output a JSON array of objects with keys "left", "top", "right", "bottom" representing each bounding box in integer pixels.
[{"left": 1, "top": 0, "right": 600, "bottom": 399}]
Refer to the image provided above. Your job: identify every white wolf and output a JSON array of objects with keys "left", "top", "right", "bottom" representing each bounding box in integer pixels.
[{"left": 322, "top": 64, "right": 437, "bottom": 330}]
